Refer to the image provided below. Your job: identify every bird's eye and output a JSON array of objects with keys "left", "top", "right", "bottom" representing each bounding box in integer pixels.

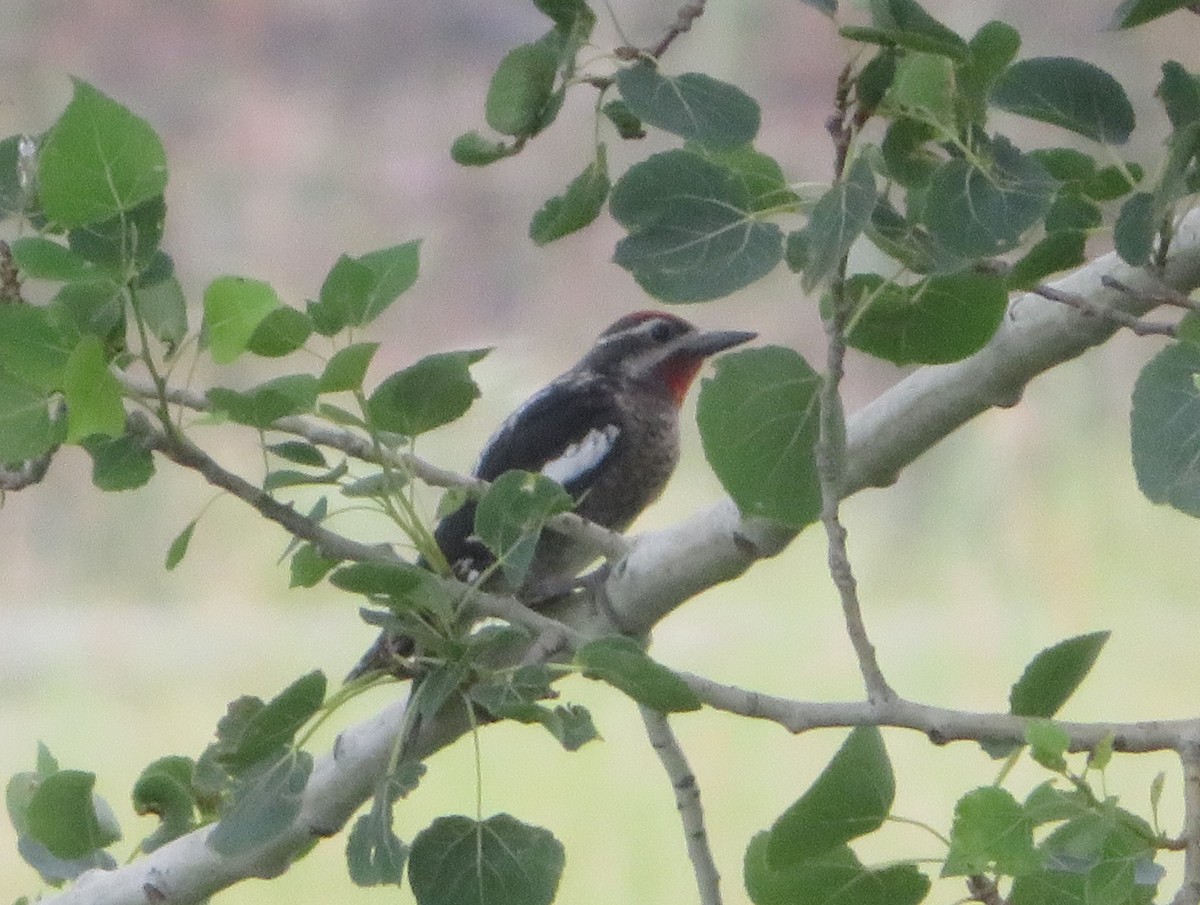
[{"left": 649, "top": 320, "right": 672, "bottom": 342}]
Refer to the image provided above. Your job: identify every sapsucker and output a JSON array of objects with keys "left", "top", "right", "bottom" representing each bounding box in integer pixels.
[{"left": 348, "top": 311, "right": 756, "bottom": 679}]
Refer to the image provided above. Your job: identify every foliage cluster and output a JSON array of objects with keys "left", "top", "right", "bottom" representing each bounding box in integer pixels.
[{"left": 4, "top": 0, "right": 1200, "bottom": 903}]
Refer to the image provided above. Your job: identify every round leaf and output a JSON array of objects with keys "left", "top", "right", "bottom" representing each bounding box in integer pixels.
[
  {"left": 409, "top": 814, "right": 564, "bottom": 905},
  {"left": 990, "top": 57, "right": 1135, "bottom": 144},
  {"left": 202, "top": 276, "right": 280, "bottom": 364},
  {"left": 366, "top": 349, "right": 487, "bottom": 436},
  {"left": 611, "top": 150, "right": 783, "bottom": 302},
  {"left": 38, "top": 79, "right": 167, "bottom": 228},
  {"left": 1132, "top": 342, "right": 1200, "bottom": 515},
  {"left": 844, "top": 270, "right": 1008, "bottom": 365},
  {"left": 485, "top": 42, "right": 559, "bottom": 137},
  {"left": 616, "top": 62, "right": 761, "bottom": 150},
  {"left": 697, "top": 346, "right": 821, "bottom": 526},
  {"left": 924, "top": 136, "right": 1057, "bottom": 258}
]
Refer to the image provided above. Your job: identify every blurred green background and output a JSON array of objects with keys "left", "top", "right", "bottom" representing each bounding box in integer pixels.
[{"left": 3, "top": 1, "right": 1200, "bottom": 902}]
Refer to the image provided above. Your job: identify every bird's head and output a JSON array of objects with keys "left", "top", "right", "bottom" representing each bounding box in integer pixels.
[{"left": 581, "top": 311, "right": 757, "bottom": 405}]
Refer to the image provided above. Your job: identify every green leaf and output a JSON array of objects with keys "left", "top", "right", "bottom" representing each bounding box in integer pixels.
[
  {"left": 346, "top": 803, "right": 408, "bottom": 887},
  {"left": 616, "top": 62, "right": 761, "bottom": 150},
  {"left": 957, "top": 20, "right": 1021, "bottom": 126},
  {"left": 1132, "top": 342, "right": 1200, "bottom": 516},
  {"left": 1010, "top": 631, "right": 1110, "bottom": 717},
  {"left": 602, "top": 99, "right": 646, "bottom": 139},
  {"left": 63, "top": 336, "right": 125, "bottom": 442},
  {"left": 0, "top": 303, "right": 73, "bottom": 391},
  {"left": 575, "top": 636, "right": 701, "bottom": 713},
  {"left": 68, "top": 194, "right": 166, "bottom": 273},
  {"left": 0, "top": 372, "right": 59, "bottom": 462},
  {"left": 202, "top": 275, "right": 280, "bottom": 364},
  {"left": 801, "top": 155, "right": 877, "bottom": 292},
  {"left": 207, "top": 751, "right": 312, "bottom": 856},
  {"left": 693, "top": 145, "right": 799, "bottom": 212},
  {"left": 1114, "top": 191, "right": 1158, "bottom": 266},
  {"left": 135, "top": 273, "right": 188, "bottom": 348},
  {"left": 9, "top": 237, "right": 95, "bottom": 282},
  {"left": 745, "top": 834, "right": 930, "bottom": 905},
  {"left": 165, "top": 519, "right": 198, "bottom": 570},
  {"left": 409, "top": 814, "right": 565, "bottom": 905},
  {"left": 308, "top": 254, "right": 376, "bottom": 336},
  {"left": 1010, "top": 806, "right": 1160, "bottom": 905},
  {"left": 943, "top": 786, "right": 1041, "bottom": 876},
  {"left": 245, "top": 306, "right": 313, "bottom": 357},
  {"left": 1007, "top": 231, "right": 1087, "bottom": 291},
  {"left": 886, "top": 52, "right": 957, "bottom": 131},
  {"left": 799, "top": 0, "right": 837, "bottom": 13},
  {"left": 1159, "top": 61, "right": 1200, "bottom": 129},
  {"left": 26, "top": 770, "right": 121, "bottom": 859},
  {"left": 1026, "top": 719, "right": 1071, "bottom": 772},
  {"left": 924, "top": 135, "right": 1057, "bottom": 258},
  {"left": 697, "top": 346, "right": 821, "bottom": 526},
  {"left": 132, "top": 756, "right": 197, "bottom": 852},
  {"left": 332, "top": 561, "right": 454, "bottom": 627},
  {"left": 990, "top": 57, "right": 1135, "bottom": 144},
  {"left": 486, "top": 42, "right": 560, "bottom": 137},
  {"left": 843, "top": 270, "right": 1007, "bottom": 365},
  {"left": 207, "top": 374, "right": 319, "bottom": 429},
  {"left": 320, "top": 342, "right": 380, "bottom": 393},
  {"left": 474, "top": 470, "right": 573, "bottom": 587},
  {"left": 355, "top": 241, "right": 421, "bottom": 325},
  {"left": 263, "top": 460, "right": 348, "bottom": 491},
  {"left": 611, "top": 149, "right": 784, "bottom": 302},
  {"left": 767, "top": 727, "right": 894, "bottom": 866},
  {"left": 220, "top": 671, "right": 326, "bottom": 770},
  {"left": 366, "top": 348, "right": 488, "bottom": 436},
  {"left": 267, "top": 441, "right": 327, "bottom": 467},
  {"left": 880, "top": 117, "right": 940, "bottom": 187},
  {"left": 1112, "top": 0, "right": 1198, "bottom": 28},
  {"left": 1044, "top": 194, "right": 1102, "bottom": 233},
  {"left": 38, "top": 79, "right": 167, "bottom": 228},
  {"left": 840, "top": 0, "right": 968, "bottom": 59},
  {"left": 450, "top": 131, "right": 516, "bottom": 166},
  {"left": 82, "top": 433, "right": 155, "bottom": 491},
  {"left": 50, "top": 279, "right": 125, "bottom": 348},
  {"left": 289, "top": 544, "right": 337, "bottom": 589},
  {"left": 530, "top": 147, "right": 610, "bottom": 245},
  {"left": 1083, "top": 163, "right": 1143, "bottom": 201}
]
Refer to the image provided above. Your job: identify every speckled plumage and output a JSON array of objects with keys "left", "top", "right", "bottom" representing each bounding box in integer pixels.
[{"left": 348, "top": 312, "right": 754, "bottom": 679}]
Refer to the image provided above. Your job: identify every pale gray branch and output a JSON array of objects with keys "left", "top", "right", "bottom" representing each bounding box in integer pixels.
[{"left": 640, "top": 706, "right": 722, "bottom": 905}]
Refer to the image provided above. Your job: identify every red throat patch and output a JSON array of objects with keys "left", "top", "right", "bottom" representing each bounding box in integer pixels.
[{"left": 662, "top": 357, "right": 705, "bottom": 407}]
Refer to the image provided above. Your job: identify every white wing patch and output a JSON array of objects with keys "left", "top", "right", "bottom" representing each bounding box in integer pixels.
[{"left": 540, "top": 424, "right": 620, "bottom": 487}]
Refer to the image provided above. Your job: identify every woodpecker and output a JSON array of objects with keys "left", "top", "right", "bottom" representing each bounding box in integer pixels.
[{"left": 348, "top": 311, "right": 756, "bottom": 679}]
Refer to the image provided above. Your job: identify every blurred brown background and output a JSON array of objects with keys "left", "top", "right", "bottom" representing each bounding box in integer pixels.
[{"left": 3, "top": 2, "right": 1200, "bottom": 903}]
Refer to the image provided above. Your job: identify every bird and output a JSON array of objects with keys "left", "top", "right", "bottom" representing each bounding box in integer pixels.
[{"left": 347, "top": 310, "right": 756, "bottom": 679}]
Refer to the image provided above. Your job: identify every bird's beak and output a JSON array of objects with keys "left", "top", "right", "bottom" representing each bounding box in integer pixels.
[{"left": 676, "top": 328, "right": 758, "bottom": 359}]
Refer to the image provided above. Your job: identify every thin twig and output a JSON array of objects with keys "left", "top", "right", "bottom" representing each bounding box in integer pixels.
[
  {"left": 640, "top": 706, "right": 722, "bottom": 905},
  {"left": 129, "top": 411, "right": 399, "bottom": 565},
  {"left": 816, "top": 78, "right": 894, "bottom": 704},
  {"left": 1171, "top": 742, "right": 1200, "bottom": 905},
  {"left": 1101, "top": 274, "right": 1200, "bottom": 313},
  {"left": 0, "top": 240, "right": 22, "bottom": 303},
  {"left": 645, "top": 1, "right": 705, "bottom": 59},
  {"left": 1032, "top": 283, "right": 1178, "bottom": 338}
]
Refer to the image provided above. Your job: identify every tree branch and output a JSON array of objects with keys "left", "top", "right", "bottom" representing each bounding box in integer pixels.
[
  {"left": 115, "top": 373, "right": 632, "bottom": 562},
  {"left": 640, "top": 707, "right": 722, "bottom": 905},
  {"left": 1173, "top": 742, "right": 1200, "bottom": 905},
  {"left": 681, "top": 671, "right": 1200, "bottom": 755},
  {"left": 39, "top": 208, "right": 1200, "bottom": 905}
]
